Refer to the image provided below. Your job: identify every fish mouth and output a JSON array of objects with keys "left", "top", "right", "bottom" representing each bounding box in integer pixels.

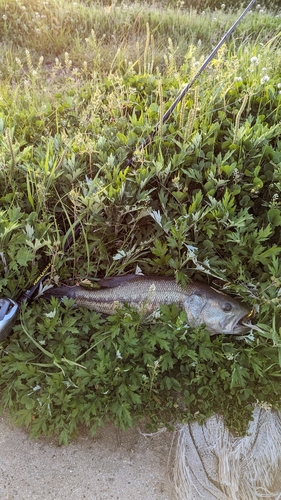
[{"left": 232, "top": 309, "right": 254, "bottom": 334}]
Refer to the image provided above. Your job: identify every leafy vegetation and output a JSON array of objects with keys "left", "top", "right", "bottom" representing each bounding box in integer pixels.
[{"left": 1, "top": 0, "right": 281, "bottom": 443}]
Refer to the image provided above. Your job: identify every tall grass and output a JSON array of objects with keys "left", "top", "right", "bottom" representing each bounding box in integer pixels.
[{"left": 0, "top": 0, "right": 280, "bottom": 76}]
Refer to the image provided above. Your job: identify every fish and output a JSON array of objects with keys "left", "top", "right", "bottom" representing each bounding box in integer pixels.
[{"left": 42, "top": 274, "right": 251, "bottom": 336}]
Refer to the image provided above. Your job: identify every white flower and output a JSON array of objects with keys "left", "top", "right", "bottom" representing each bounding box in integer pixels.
[
  {"left": 2, "top": 14, "right": 7, "bottom": 20},
  {"left": 235, "top": 76, "right": 242, "bottom": 82},
  {"left": 116, "top": 350, "right": 122, "bottom": 359},
  {"left": 260, "top": 75, "right": 270, "bottom": 84},
  {"left": 250, "top": 56, "right": 259, "bottom": 65},
  {"left": 277, "top": 83, "right": 281, "bottom": 88}
]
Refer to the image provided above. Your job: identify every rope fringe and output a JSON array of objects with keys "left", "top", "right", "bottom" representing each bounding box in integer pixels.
[{"left": 174, "top": 407, "right": 281, "bottom": 500}]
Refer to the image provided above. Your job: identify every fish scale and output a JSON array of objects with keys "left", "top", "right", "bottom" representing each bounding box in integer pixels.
[
  {"left": 43, "top": 275, "right": 250, "bottom": 336},
  {"left": 66, "top": 277, "right": 189, "bottom": 315}
]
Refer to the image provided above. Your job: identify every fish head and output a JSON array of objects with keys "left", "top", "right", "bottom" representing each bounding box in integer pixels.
[{"left": 184, "top": 283, "right": 250, "bottom": 336}]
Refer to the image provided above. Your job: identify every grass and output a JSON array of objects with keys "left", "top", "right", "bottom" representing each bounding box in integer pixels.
[
  {"left": 1, "top": 0, "right": 281, "bottom": 443},
  {"left": 1, "top": 1, "right": 281, "bottom": 75}
]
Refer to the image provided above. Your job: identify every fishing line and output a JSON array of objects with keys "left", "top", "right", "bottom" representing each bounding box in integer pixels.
[{"left": 0, "top": 0, "right": 256, "bottom": 340}]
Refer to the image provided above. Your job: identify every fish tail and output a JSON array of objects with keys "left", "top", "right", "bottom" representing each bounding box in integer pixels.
[{"left": 42, "top": 286, "right": 75, "bottom": 301}]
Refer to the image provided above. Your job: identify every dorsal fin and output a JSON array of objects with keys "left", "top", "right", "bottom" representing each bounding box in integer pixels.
[
  {"left": 98, "top": 274, "right": 143, "bottom": 288},
  {"left": 98, "top": 274, "right": 175, "bottom": 288}
]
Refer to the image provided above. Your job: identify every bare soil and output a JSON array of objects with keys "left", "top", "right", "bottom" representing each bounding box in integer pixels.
[{"left": 0, "top": 415, "right": 175, "bottom": 500}]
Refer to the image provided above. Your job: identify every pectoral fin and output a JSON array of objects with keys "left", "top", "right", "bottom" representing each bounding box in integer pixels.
[{"left": 184, "top": 293, "right": 205, "bottom": 327}]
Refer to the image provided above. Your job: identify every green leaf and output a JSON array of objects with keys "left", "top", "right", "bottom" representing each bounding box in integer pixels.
[
  {"left": 20, "top": 395, "right": 35, "bottom": 410},
  {"left": 16, "top": 247, "right": 34, "bottom": 266},
  {"left": 268, "top": 208, "right": 281, "bottom": 227}
]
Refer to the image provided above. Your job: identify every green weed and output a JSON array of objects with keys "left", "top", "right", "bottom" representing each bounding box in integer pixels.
[{"left": 1, "top": 0, "right": 281, "bottom": 443}]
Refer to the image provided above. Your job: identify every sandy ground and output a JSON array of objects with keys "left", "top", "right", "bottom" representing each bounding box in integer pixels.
[{"left": 0, "top": 415, "right": 176, "bottom": 500}]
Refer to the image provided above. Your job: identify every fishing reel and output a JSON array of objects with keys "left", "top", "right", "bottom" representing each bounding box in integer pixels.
[{"left": 0, "top": 298, "right": 19, "bottom": 341}]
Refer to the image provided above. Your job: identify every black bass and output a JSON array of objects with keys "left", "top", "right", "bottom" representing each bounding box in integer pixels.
[{"left": 43, "top": 274, "right": 251, "bottom": 336}]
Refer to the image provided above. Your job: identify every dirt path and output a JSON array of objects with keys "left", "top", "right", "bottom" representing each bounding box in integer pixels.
[{"left": 0, "top": 415, "right": 175, "bottom": 500}]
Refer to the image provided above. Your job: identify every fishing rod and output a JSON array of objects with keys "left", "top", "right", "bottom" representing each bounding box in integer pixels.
[
  {"left": 123, "top": 0, "right": 256, "bottom": 167},
  {"left": 0, "top": 0, "right": 256, "bottom": 341}
]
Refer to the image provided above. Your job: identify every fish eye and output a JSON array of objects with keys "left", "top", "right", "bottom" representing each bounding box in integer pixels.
[{"left": 222, "top": 302, "right": 232, "bottom": 312}]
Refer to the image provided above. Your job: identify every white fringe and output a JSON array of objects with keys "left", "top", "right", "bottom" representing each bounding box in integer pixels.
[{"left": 173, "top": 407, "right": 281, "bottom": 500}]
